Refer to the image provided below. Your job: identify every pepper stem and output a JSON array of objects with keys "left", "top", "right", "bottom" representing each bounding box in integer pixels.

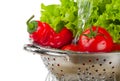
[
  {"left": 26, "top": 15, "right": 38, "bottom": 34},
  {"left": 26, "top": 15, "right": 35, "bottom": 25}
]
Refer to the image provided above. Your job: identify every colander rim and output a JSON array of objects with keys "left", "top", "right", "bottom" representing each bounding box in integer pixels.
[{"left": 24, "top": 44, "right": 120, "bottom": 56}]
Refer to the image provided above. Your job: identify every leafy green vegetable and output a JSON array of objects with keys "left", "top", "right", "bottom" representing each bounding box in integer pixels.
[
  {"left": 86, "top": 0, "right": 120, "bottom": 43},
  {"left": 40, "top": 0, "right": 78, "bottom": 35},
  {"left": 40, "top": 0, "right": 120, "bottom": 43}
]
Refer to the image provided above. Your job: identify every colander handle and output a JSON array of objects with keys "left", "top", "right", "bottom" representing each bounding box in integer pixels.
[
  {"left": 24, "top": 44, "right": 71, "bottom": 57},
  {"left": 24, "top": 44, "right": 45, "bottom": 54}
]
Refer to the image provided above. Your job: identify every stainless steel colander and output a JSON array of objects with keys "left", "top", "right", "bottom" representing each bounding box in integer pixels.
[{"left": 24, "top": 44, "right": 120, "bottom": 81}]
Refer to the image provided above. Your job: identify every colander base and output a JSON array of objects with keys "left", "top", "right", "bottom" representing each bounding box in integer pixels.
[{"left": 45, "top": 72, "right": 117, "bottom": 81}]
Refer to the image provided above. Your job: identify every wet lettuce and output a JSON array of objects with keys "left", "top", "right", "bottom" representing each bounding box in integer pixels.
[
  {"left": 86, "top": 0, "right": 120, "bottom": 43},
  {"left": 40, "top": 0, "right": 120, "bottom": 43},
  {"left": 40, "top": 0, "right": 78, "bottom": 35}
]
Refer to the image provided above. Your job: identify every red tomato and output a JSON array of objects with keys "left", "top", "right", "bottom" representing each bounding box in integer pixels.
[
  {"left": 78, "top": 26, "right": 113, "bottom": 52},
  {"left": 62, "top": 44, "right": 79, "bottom": 51},
  {"left": 112, "top": 43, "right": 120, "bottom": 51}
]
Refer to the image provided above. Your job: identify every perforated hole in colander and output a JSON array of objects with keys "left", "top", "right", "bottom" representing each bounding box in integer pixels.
[
  {"left": 40, "top": 54, "right": 119, "bottom": 81},
  {"left": 24, "top": 43, "right": 120, "bottom": 81}
]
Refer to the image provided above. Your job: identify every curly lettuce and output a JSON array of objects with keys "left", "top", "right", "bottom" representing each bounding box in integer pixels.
[
  {"left": 40, "top": 0, "right": 78, "bottom": 35},
  {"left": 86, "top": 0, "right": 120, "bottom": 43},
  {"left": 40, "top": 0, "right": 120, "bottom": 43}
]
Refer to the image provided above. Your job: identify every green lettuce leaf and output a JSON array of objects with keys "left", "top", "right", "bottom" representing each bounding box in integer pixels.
[
  {"left": 86, "top": 0, "right": 120, "bottom": 43},
  {"left": 40, "top": 0, "right": 78, "bottom": 35},
  {"left": 40, "top": 0, "right": 120, "bottom": 43}
]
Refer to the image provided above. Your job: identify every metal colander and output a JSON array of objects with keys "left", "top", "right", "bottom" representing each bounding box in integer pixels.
[{"left": 24, "top": 44, "right": 120, "bottom": 81}]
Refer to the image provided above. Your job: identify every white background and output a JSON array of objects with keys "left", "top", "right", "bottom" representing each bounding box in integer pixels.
[{"left": 0, "top": 0, "right": 59, "bottom": 81}]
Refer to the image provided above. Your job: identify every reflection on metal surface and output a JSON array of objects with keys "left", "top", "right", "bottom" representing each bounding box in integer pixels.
[{"left": 24, "top": 44, "right": 120, "bottom": 81}]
